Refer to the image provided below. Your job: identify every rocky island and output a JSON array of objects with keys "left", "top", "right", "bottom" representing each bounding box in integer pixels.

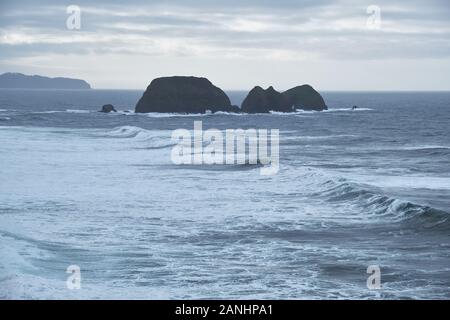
[
  {"left": 241, "top": 85, "right": 327, "bottom": 112},
  {"left": 241, "top": 86, "right": 292, "bottom": 113},
  {"left": 99, "top": 104, "right": 117, "bottom": 113},
  {"left": 282, "top": 85, "right": 327, "bottom": 111},
  {"left": 0, "top": 72, "right": 91, "bottom": 89},
  {"left": 134, "top": 76, "right": 327, "bottom": 113},
  {"left": 135, "top": 76, "right": 239, "bottom": 113}
]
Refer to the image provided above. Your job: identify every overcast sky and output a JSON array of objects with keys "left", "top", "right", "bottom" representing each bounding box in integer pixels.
[{"left": 1, "top": 0, "right": 449, "bottom": 90}]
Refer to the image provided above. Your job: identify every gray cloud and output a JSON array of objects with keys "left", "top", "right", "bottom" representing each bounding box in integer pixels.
[{"left": 1, "top": 0, "right": 449, "bottom": 89}]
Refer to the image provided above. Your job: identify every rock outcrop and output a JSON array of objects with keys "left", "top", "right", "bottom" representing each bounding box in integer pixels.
[
  {"left": 135, "top": 76, "right": 233, "bottom": 113},
  {"left": 0, "top": 72, "right": 91, "bottom": 89},
  {"left": 241, "top": 86, "right": 293, "bottom": 113},
  {"left": 134, "top": 76, "right": 327, "bottom": 114},
  {"left": 282, "top": 85, "right": 327, "bottom": 111},
  {"left": 100, "top": 104, "right": 117, "bottom": 113},
  {"left": 240, "top": 84, "right": 327, "bottom": 113}
]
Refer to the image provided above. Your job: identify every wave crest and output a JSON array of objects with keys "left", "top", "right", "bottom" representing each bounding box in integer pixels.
[
  {"left": 305, "top": 170, "right": 449, "bottom": 230},
  {"left": 103, "top": 126, "right": 175, "bottom": 149}
]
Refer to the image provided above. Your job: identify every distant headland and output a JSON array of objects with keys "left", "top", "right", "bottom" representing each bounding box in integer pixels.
[
  {"left": 0, "top": 72, "right": 91, "bottom": 89},
  {"left": 134, "top": 76, "right": 327, "bottom": 114}
]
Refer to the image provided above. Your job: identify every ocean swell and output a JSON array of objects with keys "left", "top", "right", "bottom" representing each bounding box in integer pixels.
[
  {"left": 102, "top": 126, "right": 175, "bottom": 149},
  {"left": 313, "top": 176, "right": 449, "bottom": 230}
]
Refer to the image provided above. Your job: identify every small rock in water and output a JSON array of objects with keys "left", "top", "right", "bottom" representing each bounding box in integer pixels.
[{"left": 100, "top": 104, "right": 117, "bottom": 113}]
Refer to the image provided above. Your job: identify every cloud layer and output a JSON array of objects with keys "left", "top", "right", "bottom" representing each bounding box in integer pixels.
[{"left": 1, "top": 0, "right": 449, "bottom": 89}]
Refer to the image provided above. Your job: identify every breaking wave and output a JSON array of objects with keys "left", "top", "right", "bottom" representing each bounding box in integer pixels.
[
  {"left": 103, "top": 126, "right": 175, "bottom": 149},
  {"left": 311, "top": 173, "right": 449, "bottom": 230}
]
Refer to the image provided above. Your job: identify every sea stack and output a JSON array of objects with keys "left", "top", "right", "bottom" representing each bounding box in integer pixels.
[
  {"left": 282, "top": 85, "right": 327, "bottom": 111},
  {"left": 241, "top": 86, "right": 292, "bottom": 113},
  {"left": 100, "top": 104, "right": 117, "bottom": 113},
  {"left": 241, "top": 84, "right": 327, "bottom": 113},
  {"left": 135, "top": 76, "right": 234, "bottom": 113}
]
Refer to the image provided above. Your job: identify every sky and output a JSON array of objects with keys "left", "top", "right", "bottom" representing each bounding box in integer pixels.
[{"left": 0, "top": 0, "right": 449, "bottom": 90}]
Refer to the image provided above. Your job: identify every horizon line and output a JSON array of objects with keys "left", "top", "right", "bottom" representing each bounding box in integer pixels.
[{"left": 1, "top": 87, "right": 450, "bottom": 92}]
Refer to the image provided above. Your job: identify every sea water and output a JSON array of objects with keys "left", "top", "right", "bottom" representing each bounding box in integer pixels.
[{"left": 0, "top": 89, "right": 449, "bottom": 299}]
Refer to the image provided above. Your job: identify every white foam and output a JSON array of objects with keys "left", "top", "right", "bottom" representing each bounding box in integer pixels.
[
  {"left": 292, "top": 110, "right": 318, "bottom": 114},
  {"left": 349, "top": 174, "right": 450, "bottom": 191},
  {"left": 31, "top": 109, "right": 91, "bottom": 114},
  {"left": 266, "top": 110, "right": 314, "bottom": 115},
  {"left": 323, "top": 108, "right": 373, "bottom": 112},
  {"left": 106, "top": 125, "right": 150, "bottom": 138},
  {"left": 144, "top": 112, "right": 207, "bottom": 118},
  {"left": 25, "top": 108, "right": 373, "bottom": 117},
  {"left": 284, "top": 134, "right": 357, "bottom": 141},
  {"left": 326, "top": 107, "right": 373, "bottom": 112},
  {"left": 211, "top": 111, "right": 245, "bottom": 116},
  {"left": 104, "top": 126, "right": 174, "bottom": 148},
  {"left": 400, "top": 145, "right": 450, "bottom": 151},
  {"left": 65, "top": 109, "right": 91, "bottom": 114},
  {"left": 32, "top": 110, "right": 62, "bottom": 114},
  {"left": 116, "top": 110, "right": 135, "bottom": 115}
]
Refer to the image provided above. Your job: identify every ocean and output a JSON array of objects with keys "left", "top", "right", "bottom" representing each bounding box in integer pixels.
[{"left": 0, "top": 89, "right": 449, "bottom": 299}]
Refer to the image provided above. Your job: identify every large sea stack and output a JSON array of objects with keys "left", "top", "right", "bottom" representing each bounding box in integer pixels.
[
  {"left": 241, "top": 86, "right": 292, "bottom": 113},
  {"left": 240, "top": 84, "right": 327, "bottom": 113},
  {"left": 135, "top": 76, "right": 234, "bottom": 113},
  {"left": 282, "top": 85, "right": 327, "bottom": 111}
]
